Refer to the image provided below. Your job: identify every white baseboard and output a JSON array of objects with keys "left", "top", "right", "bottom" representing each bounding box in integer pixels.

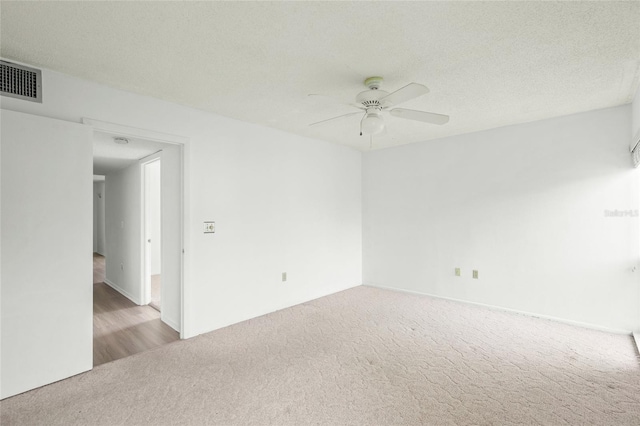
[
  {"left": 103, "top": 278, "right": 141, "bottom": 305},
  {"left": 365, "top": 284, "right": 632, "bottom": 335},
  {"left": 161, "top": 313, "right": 180, "bottom": 334},
  {"left": 189, "top": 282, "right": 362, "bottom": 338}
]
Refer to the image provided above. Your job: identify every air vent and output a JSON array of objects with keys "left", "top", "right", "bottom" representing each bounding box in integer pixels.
[{"left": 0, "top": 60, "right": 42, "bottom": 103}]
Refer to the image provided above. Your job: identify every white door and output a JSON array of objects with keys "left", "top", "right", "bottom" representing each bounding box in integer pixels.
[
  {"left": 142, "top": 157, "right": 161, "bottom": 308},
  {"left": 1, "top": 110, "right": 93, "bottom": 399}
]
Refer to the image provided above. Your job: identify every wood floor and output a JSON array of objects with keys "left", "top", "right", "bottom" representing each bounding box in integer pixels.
[
  {"left": 150, "top": 274, "right": 161, "bottom": 311},
  {"left": 93, "top": 253, "right": 179, "bottom": 366}
]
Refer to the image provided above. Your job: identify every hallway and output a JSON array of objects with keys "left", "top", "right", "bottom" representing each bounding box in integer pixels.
[{"left": 93, "top": 253, "right": 179, "bottom": 366}]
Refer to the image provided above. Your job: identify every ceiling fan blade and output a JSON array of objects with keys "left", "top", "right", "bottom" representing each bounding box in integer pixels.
[
  {"left": 309, "top": 111, "right": 363, "bottom": 127},
  {"left": 379, "top": 83, "right": 429, "bottom": 106},
  {"left": 390, "top": 108, "right": 450, "bottom": 125},
  {"left": 307, "top": 94, "right": 364, "bottom": 110}
]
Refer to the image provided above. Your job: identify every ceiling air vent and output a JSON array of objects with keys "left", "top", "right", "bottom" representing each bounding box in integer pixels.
[{"left": 0, "top": 60, "right": 42, "bottom": 103}]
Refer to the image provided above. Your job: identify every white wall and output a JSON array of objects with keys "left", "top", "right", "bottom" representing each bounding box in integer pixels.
[
  {"left": 363, "top": 105, "right": 639, "bottom": 333},
  {"left": 1, "top": 64, "right": 362, "bottom": 338},
  {"left": 93, "top": 181, "right": 106, "bottom": 255},
  {"left": 104, "top": 163, "right": 143, "bottom": 304},
  {"left": 633, "top": 86, "right": 640, "bottom": 332},
  {"left": 93, "top": 183, "right": 97, "bottom": 253},
  {"left": 632, "top": 85, "right": 640, "bottom": 149},
  {"left": 1, "top": 110, "right": 93, "bottom": 398}
]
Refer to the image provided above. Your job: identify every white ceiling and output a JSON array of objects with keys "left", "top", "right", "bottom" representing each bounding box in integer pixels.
[
  {"left": 1, "top": 2, "right": 639, "bottom": 150},
  {"left": 93, "top": 131, "right": 165, "bottom": 176}
]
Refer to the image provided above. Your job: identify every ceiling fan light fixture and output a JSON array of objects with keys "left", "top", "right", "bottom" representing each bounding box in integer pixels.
[
  {"left": 307, "top": 76, "right": 449, "bottom": 138},
  {"left": 361, "top": 111, "right": 385, "bottom": 135}
]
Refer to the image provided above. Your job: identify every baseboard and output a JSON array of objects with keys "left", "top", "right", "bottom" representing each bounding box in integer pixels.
[
  {"left": 161, "top": 313, "right": 180, "bottom": 334},
  {"left": 103, "top": 278, "right": 141, "bottom": 305},
  {"left": 633, "top": 332, "right": 640, "bottom": 354},
  {"left": 365, "top": 284, "right": 632, "bottom": 335},
  {"left": 190, "top": 282, "right": 362, "bottom": 338}
]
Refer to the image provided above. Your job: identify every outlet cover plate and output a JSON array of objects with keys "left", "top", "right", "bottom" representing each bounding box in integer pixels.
[{"left": 204, "top": 221, "right": 215, "bottom": 233}]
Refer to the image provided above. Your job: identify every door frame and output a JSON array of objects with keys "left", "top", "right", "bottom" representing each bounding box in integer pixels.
[{"left": 83, "top": 118, "right": 190, "bottom": 339}]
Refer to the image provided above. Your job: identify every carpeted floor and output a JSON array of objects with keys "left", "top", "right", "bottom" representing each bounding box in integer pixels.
[{"left": 2, "top": 286, "right": 639, "bottom": 425}]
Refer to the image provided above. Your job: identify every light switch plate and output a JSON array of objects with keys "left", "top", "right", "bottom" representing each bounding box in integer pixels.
[
  {"left": 472, "top": 270, "right": 479, "bottom": 279},
  {"left": 454, "top": 267, "right": 461, "bottom": 276},
  {"left": 204, "top": 221, "right": 215, "bottom": 233}
]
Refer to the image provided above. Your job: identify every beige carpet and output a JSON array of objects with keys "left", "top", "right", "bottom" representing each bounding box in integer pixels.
[{"left": 2, "top": 286, "right": 639, "bottom": 425}]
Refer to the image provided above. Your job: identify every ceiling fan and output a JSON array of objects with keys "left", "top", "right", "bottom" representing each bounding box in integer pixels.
[{"left": 309, "top": 76, "right": 449, "bottom": 142}]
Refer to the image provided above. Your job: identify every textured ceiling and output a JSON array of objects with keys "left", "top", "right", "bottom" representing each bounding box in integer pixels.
[{"left": 1, "top": 1, "right": 639, "bottom": 150}]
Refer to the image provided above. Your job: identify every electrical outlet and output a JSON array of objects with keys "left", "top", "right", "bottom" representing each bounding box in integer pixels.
[
  {"left": 204, "top": 221, "right": 215, "bottom": 233},
  {"left": 454, "top": 267, "right": 461, "bottom": 276},
  {"left": 472, "top": 270, "right": 479, "bottom": 279},
  {"left": 282, "top": 272, "right": 287, "bottom": 282}
]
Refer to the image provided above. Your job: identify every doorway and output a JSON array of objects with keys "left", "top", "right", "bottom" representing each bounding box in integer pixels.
[{"left": 88, "top": 119, "right": 187, "bottom": 366}]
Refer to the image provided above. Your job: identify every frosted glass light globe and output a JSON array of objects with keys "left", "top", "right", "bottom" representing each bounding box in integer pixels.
[{"left": 361, "top": 112, "right": 385, "bottom": 135}]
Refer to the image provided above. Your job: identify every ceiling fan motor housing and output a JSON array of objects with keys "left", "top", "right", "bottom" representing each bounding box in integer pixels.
[{"left": 356, "top": 89, "right": 389, "bottom": 109}]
